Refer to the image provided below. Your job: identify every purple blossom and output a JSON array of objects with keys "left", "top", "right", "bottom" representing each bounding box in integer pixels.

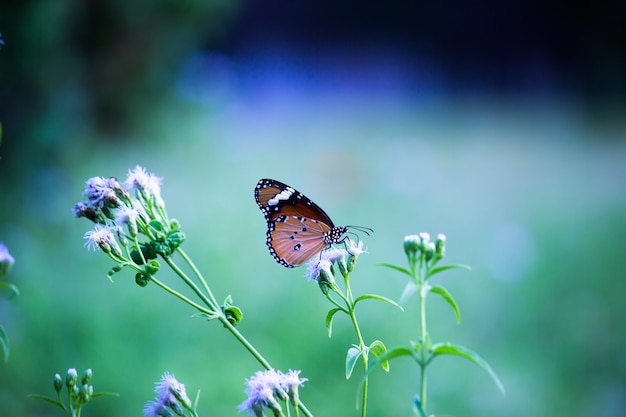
[
  {"left": 0, "top": 242, "right": 14, "bottom": 277},
  {"left": 83, "top": 224, "right": 116, "bottom": 251},
  {"left": 114, "top": 206, "right": 140, "bottom": 226},
  {"left": 84, "top": 177, "right": 122, "bottom": 208},
  {"left": 124, "top": 166, "right": 163, "bottom": 203},
  {"left": 154, "top": 372, "right": 191, "bottom": 407},
  {"left": 238, "top": 369, "right": 307, "bottom": 415}
]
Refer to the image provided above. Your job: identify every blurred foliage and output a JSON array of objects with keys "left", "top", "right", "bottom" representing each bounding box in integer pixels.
[{"left": 1, "top": 2, "right": 626, "bottom": 417}]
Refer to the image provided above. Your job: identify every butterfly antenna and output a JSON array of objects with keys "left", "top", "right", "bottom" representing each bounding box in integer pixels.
[{"left": 347, "top": 225, "right": 374, "bottom": 236}]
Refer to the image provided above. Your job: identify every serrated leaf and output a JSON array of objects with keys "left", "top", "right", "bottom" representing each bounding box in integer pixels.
[
  {"left": 0, "top": 282, "right": 19, "bottom": 298},
  {"left": 425, "top": 264, "right": 471, "bottom": 280},
  {"left": 345, "top": 346, "right": 361, "bottom": 379},
  {"left": 429, "top": 285, "right": 461, "bottom": 323},
  {"left": 399, "top": 281, "right": 418, "bottom": 306},
  {"left": 325, "top": 308, "right": 343, "bottom": 338},
  {"left": 377, "top": 262, "right": 413, "bottom": 277},
  {"left": 368, "top": 340, "right": 389, "bottom": 371},
  {"left": 0, "top": 325, "right": 8, "bottom": 362},
  {"left": 354, "top": 294, "right": 403, "bottom": 311},
  {"left": 431, "top": 342, "right": 505, "bottom": 395}
]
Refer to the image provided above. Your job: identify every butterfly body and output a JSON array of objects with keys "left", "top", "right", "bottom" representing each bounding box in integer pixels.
[{"left": 255, "top": 179, "right": 348, "bottom": 267}]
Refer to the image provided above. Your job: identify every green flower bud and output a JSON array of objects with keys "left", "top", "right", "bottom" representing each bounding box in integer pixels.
[
  {"left": 169, "top": 219, "right": 181, "bottom": 232},
  {"left": 79, "top": 384, "right": 92, "bottom": 403},
  {"left": 53, "top": 373, "right": 63, "bottom": 392},
  {"left": 317, "top": 263, "right": 335, "bottom": 295},
  {"left": 424, "top": 241, "right": 435, "bottom": 261},
  {"left": 66, "top": 368, "right": 78, "bottom": 389},
  {"left": 403, "top": 235, "right": 421, "bottom": 257},
  {"left": 81, "top": 368, "right": 92, "bottom": 385},
  {"left": 435, "top": 233, "right": 446, "bottom": 260}
]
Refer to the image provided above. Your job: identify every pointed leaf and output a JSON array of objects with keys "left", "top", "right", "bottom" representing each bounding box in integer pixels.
[
  {"left": 91, "top": 392, "right": 120, "bottom": 398},
  {"left": 354, "top": 294, "right": 403, "bottom": 311},
  {"left": 0, "top": 325, "right": 8, "bottom": 362},
  {"left": 429, "top": 285, "right": 461, "bottom": 323},
  {"left": 399, "top": 281, "right": 418, "bottom": 306},
  {"left": 345, "top": 346, "right": 361, "bottom": 379},
  {"left": 432, "top": 342, "right": 505, "bottom": 395},
  {"left": 365, "top": 345, "right": 417, "bottom": 377},
  {"left": 368, "top": 340, "right": 389, "bottom": 371},
  {"left": 29, "top": 394, "right": 67, "bottom": 410},
  {"left": 377, "top": 262, "right": 413, "bottom": 277},
  {"left": 426, "top": 264, "right": 471, "bottom": 280},
  {"left": 0, "top": 282, "right": 19, "bottom": 298},
  {"left": 325, "top": 308, "right": 343, "bottom": 338}
]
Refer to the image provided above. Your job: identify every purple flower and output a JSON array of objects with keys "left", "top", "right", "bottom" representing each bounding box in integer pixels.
[
  {"left": 154, "top": 372, "right": 191, "bottom": 407},
  {"left": 84, "top": 176, "right": 123, "bottom": 209},
  {"left": 0, "top": 242, "right": 15, "bottom": 278},
  {"left": 124, "top": 166, "right": 163, "bottom": 203},
  {"left": 83, "top": 224, "right": 118, "bottom": 254},
  {"left": 114, "top": 206, "right": 140, "bottom": 226},
  {"left": 238, "top": 369, "right": 307, "bottom": 415}
]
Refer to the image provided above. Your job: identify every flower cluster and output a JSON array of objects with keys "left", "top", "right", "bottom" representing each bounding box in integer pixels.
[
  {"left": 238, "top": 369, "right": 307, "bottom": 417},
  {"left": 144, "top": 372, "right": 195, "bottom": 417},
  {"left": 73, "top": 166, "right": 185, "bottom": 284},
  {"left": 306, "top": 239, "right": 366, "bottom": 295}
]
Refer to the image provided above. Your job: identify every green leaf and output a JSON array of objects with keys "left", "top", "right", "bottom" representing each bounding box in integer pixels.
[
  {"left": 398, "top": 282, "right": 418, "bottom": 306},
  {"left": 325, "top": 308, "right": 343, "bottom": 338},
  {"left": 377, "top": 262, "right": 413, "bottom": 277},
  {"left": 91, "top": 391, "right": 120, "bottom": 398},
  {"left": 366, "top": 345, "right": 417, "bottom": 377},
  {"left": 431, "top": 342, "right": 505, "bottom": 395},
  {"left": 425, "top": 264, "right": 471, "bottom": 280},
  {"left": 429, "top": 285, "right": 461, "bottom": 323},
  {"left": 0, "top": 325, "right": 8, "bottom": 362},
  {"left": 0, "top": 282, "right": 19, "bottom": 298},
  {"left": 223, "top": 305, "right": 243, "bottom": 326},
  {"left": 345, "top": 346, "right": 361, "bottom": 379},
  {"left": 368, "top": 340, "right": 389, "bottom": 371},
  {"left": 354, "top": 294, "right": 404, "bottom": 311},
  {"left": 29, "top": 394, "right": 67, "bottom": 410}
]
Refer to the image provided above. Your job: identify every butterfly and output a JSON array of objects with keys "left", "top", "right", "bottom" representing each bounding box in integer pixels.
[{"left": 255, "top": 179, "right": 369, "bottom": 268}]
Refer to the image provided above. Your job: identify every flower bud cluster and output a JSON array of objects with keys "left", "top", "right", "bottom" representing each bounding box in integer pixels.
[
  {"left": 52, "top": 368, "right": 95, "bottom": 409},
  {"left": 73, "top": 166, "right": 186, "bottom": 282},
  {"left": 404, "top": 233, "right": 446, "bottom": 265},
  {"left": 238, "top": 369, "right": 307, "bottom": 417}
]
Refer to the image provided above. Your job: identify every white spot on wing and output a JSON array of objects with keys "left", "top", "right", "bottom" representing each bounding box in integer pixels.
[{"left": 268, "top": 187, "right": 294, "bottom": 206}]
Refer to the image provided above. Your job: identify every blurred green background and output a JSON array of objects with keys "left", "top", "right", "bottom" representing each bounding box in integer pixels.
[{"left": 1, "top": 1, "right": 625, "bottom": 416}]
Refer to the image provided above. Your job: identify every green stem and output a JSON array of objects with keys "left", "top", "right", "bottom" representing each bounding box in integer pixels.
[
  {"left": 344, "top": 274, "right": 368, "bottom": 417},
  {"left": 176, "top": 248, "right": 220, "bottom": 308},
  {"left": 417, "top": 256, "right": 428, "bottom": 411},
  {"left": 150, "top": 273, "right": 315, "bottom": 417},
  {"left": 149, "top": 276, "right": 215, "bottom": 316},
  {"left": 163, "top": 257, "right": 220, "bottom": 312}
]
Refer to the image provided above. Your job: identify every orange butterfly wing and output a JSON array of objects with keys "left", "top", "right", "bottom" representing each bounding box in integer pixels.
[{"left": 255, "top": 179, "right": 345, "bottom": 268}]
